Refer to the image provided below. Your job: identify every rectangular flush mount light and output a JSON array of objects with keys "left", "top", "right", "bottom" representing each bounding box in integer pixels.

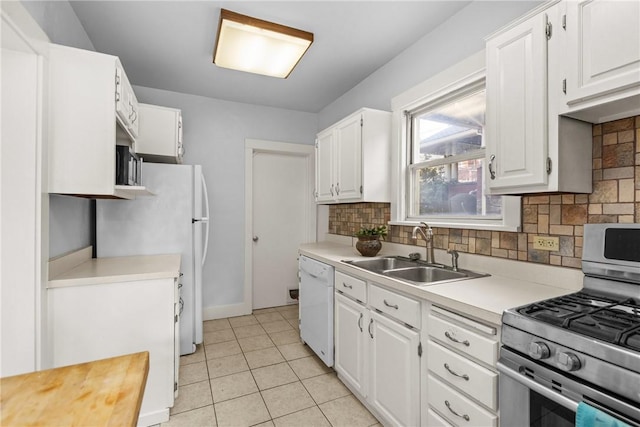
[{"left": 213, "top": 9, "right": 313, "bottom": 79}]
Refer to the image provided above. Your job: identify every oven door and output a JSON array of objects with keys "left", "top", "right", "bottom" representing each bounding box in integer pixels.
[{"left": 498, "top": 348, "right": 640, "bottom": 427}]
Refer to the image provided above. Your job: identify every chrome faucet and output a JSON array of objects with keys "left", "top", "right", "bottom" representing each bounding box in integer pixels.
[
  {"left": 411, "top": 222, "right": 435, "bottom": 264},
  {"left": 447, "top": 249, "right": 459, "bottom": 271}
]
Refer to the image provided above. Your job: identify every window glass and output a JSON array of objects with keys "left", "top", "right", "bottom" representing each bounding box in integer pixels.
[
  {"left": 407, "top": 87, "right": 502, "bottom": 220},
  {"left": 411, "top": 90, "right": 486, "bottom": 163}
]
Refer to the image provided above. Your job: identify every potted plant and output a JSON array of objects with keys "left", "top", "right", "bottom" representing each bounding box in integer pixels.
[{"left": 355, "top": 225, "right": 387, "bottom": 257}]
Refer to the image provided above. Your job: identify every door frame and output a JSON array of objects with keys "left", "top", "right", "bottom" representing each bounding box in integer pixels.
[
  {"left": 244, "top": 139, "right": 316, "bottom": 313},
  {"left": 1, "top": 1, "right": 50, "bottom": 373}
]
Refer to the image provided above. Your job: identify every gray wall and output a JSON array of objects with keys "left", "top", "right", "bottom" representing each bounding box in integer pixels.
[
  {"left": 132, "top": 86, "right": 317, "bottom": 310},
  {"left": 21, "top": 0, "right": 95, "bottom": 257},
  {"left": 318, "top": 1, "right": 542, "bottom": 129}
]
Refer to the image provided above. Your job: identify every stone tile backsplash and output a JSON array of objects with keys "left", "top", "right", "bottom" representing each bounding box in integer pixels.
[{"left": 328, "top": 115, "right": 640, "bottom": 269}]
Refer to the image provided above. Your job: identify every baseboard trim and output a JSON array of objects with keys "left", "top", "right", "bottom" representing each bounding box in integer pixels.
[{"left": 203, "top": 302, "right": 251, "bottom": 320}]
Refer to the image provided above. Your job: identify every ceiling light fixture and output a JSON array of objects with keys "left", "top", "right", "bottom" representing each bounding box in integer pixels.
[{"left": 213, "top": 9, "right": 314, "bottom": 79}]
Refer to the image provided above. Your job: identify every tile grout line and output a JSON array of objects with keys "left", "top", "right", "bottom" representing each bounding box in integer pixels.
[{"left": 173, "top": 306, "right": 373, "bottom": 426}]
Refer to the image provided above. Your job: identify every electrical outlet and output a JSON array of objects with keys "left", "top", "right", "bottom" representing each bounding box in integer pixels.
[{"left": 533, "top": 236, "right": 559, "bottom": 251}]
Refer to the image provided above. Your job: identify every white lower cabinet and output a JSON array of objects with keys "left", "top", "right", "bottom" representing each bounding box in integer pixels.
[
  {"left": 422, "top": 305, "right": 499, "bottom": 427},
  {"left": 334, "top": 292, "right": 368, "bottom": 397},
  {"left": 426, "top": 408, "right": 455, "bottom": 427},
  {"left": 428, "top": 375, "right": 497, "bottom": 427},
  {"left": 334, "top": 276, "right": 421, "bottom": 427},
  {"left": 369, "top": 310, "right": 420, "bottom": 426},
  {"left": 333, "top": 269, "right": 501, "bottom": 427},
  {"left": 48, "top": 277, "right": 180, "bottom": 426}
]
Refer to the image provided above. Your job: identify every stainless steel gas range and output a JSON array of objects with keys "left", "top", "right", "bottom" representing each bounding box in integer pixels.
[{"left": 498, "top": 223, "right": 640, "bottom": 427}]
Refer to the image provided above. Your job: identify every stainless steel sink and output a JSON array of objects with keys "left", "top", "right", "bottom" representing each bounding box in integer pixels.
[
  {"left": 342, "top": 256, "right": 488, "bottom": 286},
  {"left": 383, "top": 266, "right": 467, "bottom": 283},
  {"left": 344, "top": 256, "right": 417, "bottom": 273}
]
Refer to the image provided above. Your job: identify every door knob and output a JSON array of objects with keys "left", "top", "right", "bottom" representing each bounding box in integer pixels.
[{"left": 253, "top": 236, "right": 259, "bottom": 242}]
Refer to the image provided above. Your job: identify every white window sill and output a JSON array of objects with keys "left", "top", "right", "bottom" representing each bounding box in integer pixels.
[{"left": 389, "top": 219, "right": 520, "bottom": 232}]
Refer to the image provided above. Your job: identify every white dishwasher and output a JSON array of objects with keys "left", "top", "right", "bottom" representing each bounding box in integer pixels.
[{"left": 299, "top": 255, "right": 334, "bottom": 367}]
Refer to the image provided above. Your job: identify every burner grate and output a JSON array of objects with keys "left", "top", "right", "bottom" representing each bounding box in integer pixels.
[{"left": 519, "top": 293, "right": 640, "bottom": 350}]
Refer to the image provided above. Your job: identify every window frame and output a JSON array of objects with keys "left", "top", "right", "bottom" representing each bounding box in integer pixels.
[{"left": 389, "top": 53, "right": 521, "bottom": 231}]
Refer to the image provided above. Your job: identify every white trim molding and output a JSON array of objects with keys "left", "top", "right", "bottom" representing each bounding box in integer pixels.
[
  {"left": 243, "top": 139, "right": 315, "bottom": 315},
  {"left": 390, "top": 50, "right": 521, "bottom": 232}
]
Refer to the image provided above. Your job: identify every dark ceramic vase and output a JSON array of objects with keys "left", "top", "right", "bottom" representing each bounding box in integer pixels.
[{"left": 356, "top": 235, "right": 382, "bottom": 257}]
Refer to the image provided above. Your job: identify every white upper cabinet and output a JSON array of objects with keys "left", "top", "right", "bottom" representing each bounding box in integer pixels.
[
  {"left": 315, "top": 108, "right": 391, "bottom": 204},
  {"left": 316, "top": 128, "right": 335, "bottom": 202},
  {"left": 135, "top": 103, "right": 184, "bottom": 164},
  {"left": 486, "top": 10, "right": 549, "bottom": 191},
  {"left": 563, "top": 0, "right": 640, "bottom": 122},
  {"left": 485, "top": 1, "right": 592, "bottom": 194},
  {"left": 334, "top": 115, "right": 363, "bottom": 200},
  {"left": 48, "top": 44, "right": 149, "bottom": 199},
  {"left": 115, "top": 64, "right": 139, "bottom": 138}
]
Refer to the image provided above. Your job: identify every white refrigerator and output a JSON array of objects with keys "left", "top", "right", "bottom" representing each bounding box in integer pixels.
[{"left": 96, "top": 163, "right": 209, "bottom": 355}]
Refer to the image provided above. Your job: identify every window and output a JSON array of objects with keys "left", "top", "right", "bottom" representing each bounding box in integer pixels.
[
  {"left": 391, "top": 57, "right": 520, "bottom": 231},
  {"left": 406, "top": 83, "right": 502, "bottom": 219}
]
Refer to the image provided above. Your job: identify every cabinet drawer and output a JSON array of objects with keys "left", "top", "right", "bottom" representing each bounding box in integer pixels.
[
  {"left": 428, "top": 375, "right": 497, "bottom": 427},
  {"left": 428, "top": 314, "right": 498, "bottom": 366},
  {"left": 427, "top": 340, "right": 498, "bottom": 410},
  {"left": 369, "top": 284, "right": 420, "bottom": 328},
  {"left": 335, "top": 271, "right": 367, "bottom": 303},
  {"left": 426, "top": 408, "right": 454, "bottom": 427}
]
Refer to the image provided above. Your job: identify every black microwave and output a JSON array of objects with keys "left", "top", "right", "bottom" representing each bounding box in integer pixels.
[{"left": 115, "top": 145, "right": 142, "bottom": 186}]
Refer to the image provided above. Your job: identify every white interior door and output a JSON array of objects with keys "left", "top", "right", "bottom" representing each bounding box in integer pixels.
[{"left": 251, "top": 150, "right": 311, "bottom": 310}]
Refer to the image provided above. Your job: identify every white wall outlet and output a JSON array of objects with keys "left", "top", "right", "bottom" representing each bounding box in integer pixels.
[{"left": 533, "top": 236, "right": 559, "bottom": 251}]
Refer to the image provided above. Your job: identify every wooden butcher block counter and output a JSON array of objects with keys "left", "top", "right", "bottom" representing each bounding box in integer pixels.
[{"left": 0, "top": 352, "right": 149, "bottom": 427}]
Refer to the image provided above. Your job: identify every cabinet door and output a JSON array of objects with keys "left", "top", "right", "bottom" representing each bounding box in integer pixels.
[
  {"left": 49, "top": 278, "right": 177, "bottom": 422},
  {"left": 174, "top": 278, "right": 180, "bottom": 398},
  {"left": 114, "top": 64, "right": 130, "bottom": 130},
  {"left": 369, "top": 310, "right": 420, "bottom": 427},
  {"left": 485, "top": 12, "right": 549, "bottom": 192},
  {"left": 177, "top": 112, "right": 184, "bottom": 163},
  {"left": 566, "top": 0, "right": 640, "bottom": 106},
  {"left": 334, "top": 292, "right": 368, "bottom": 396},
  {"left": 126, "top": 78, "right": 139, "bottom": 138},
  {"left": 316, "top": 129, "right": 334, "bottom": 202},
  {"left": 334, "top": 114, "right": 362, "bottom": 200}
]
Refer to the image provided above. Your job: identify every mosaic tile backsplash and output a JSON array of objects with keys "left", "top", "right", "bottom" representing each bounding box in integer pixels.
[{"left": 328, "top": 115, "right": 640, "bottom": 269}]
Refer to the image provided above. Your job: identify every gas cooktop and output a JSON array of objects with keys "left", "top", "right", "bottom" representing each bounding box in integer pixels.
[{"left": 516, "top": 291, "right": 640, "bottom": 352}]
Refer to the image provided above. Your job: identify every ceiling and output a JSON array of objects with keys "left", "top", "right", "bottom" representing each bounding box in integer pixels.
[{"left": 69, "top": 1, "right": 471, "bottom": 113}]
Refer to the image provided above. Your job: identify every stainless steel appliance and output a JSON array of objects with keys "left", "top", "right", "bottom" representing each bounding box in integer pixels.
[
  {"left": 498, "top": 223, "right": 640, "bottom": 427},
  {"left": 115, "top": 145, "right": 142, "bottom": 186}
]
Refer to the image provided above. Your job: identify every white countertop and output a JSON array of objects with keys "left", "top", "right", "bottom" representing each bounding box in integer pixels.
[
  {"left": 300, "top": 240, "right": 582, "bottom": 325},
  {"left": 48, "top": 247, "right": 181, "bottom": 288}
]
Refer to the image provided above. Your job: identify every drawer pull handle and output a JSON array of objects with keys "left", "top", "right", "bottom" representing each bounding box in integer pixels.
[
  {"left": 383, "top": 299, "right": 399, "bottom": 309},
  {"left": 445, "top": 400, "right": 470, "bottom": 421},
  {"left": 358, "top": 313, "right": 363, "bottom": 332},
  {"left": 368, "top": 318, "right": 374, "bottom": 339},
  {"left": 445, "top": 331, "right": 470, "bottom": 347},
  {"left": 343, "top": 282, "right": 353, "bottom": 289},
  {"left": 444, "top": 363, "right": 470, "bottom": 381}
]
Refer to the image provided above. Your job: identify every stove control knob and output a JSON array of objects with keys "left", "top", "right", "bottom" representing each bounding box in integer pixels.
[
  {"left": 528, "top": 342, "right": 550, "bottom": 360},
  {"left": 556, "top": 352, "right": 581, "bottom": 372}
]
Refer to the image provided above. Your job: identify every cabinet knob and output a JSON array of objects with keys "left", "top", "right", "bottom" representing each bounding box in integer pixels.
[{"left": 252, "top": 236, "right": 259, "bottom": 242}]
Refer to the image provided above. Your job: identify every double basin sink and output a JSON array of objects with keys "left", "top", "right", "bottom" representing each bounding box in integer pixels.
[{"left": 343, "top": 256, "right": 488, "bottom": 287}]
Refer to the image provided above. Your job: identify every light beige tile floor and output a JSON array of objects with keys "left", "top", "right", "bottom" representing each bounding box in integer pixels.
[{"left": 162, "top": 304, "right": 379, "bottom": 427}]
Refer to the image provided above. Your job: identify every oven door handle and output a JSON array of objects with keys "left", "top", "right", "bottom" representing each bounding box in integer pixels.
[{"left": 497, "top": 361, "right": 579, "bottom": 412}]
